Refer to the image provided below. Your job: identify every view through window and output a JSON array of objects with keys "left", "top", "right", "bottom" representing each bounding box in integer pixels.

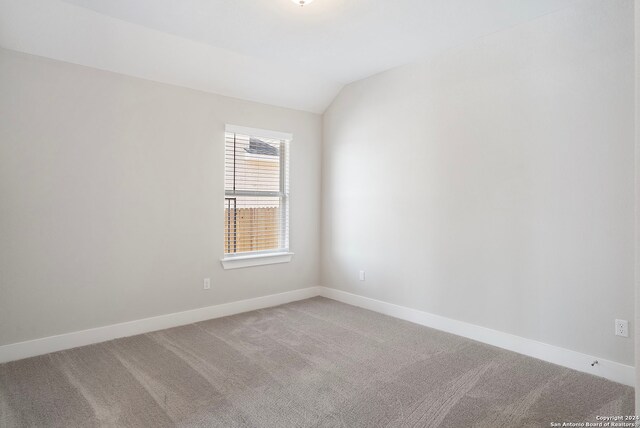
[{"left": 224, "top": 127, "right": 290, "bottom": 257}]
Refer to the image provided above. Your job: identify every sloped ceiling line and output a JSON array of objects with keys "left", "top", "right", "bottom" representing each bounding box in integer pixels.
[{"left": 0, "top": 0, "right": 578, "bottom": 113}]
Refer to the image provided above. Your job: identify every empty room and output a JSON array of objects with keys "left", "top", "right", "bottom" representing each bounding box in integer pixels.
[{"left": 1, "top": 0, "right": 639, "bottom": 426}]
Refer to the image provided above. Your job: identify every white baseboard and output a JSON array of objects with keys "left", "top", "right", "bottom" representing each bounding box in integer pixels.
[
  {"left": 319, "top": 287, "right": 635, "bottom": 387},
  {"left": 0, "top": 285, "right": 634, "bottom": 387},
  {"left": 0, "top": 286, "right": 321, "bottom": 364}
]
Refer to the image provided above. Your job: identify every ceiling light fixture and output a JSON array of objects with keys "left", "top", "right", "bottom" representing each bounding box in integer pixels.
[{"left": 292, "top": 0, "right": 314, "bottom": 6}]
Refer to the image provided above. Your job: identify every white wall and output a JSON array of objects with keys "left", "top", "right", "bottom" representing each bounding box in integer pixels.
[
  {"left": 634, "top": 0, "right": 639, "bottom": 411},
  {"left": 322, "top": 0, "right": 635, "bottom": 366},
  {"left": 0, "top": 48, "right": 321, "bottom": 346}
]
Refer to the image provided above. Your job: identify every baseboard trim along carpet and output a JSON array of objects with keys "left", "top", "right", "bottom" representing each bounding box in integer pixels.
[
  {"left": 0, "top": 285, "right": 634, "bottom": 387},
  {"left": 318, "top": 288, "right": 634, "bottom": 387},
  {"left": 0, "top": 286, "right": 322, "bottom": 364}
]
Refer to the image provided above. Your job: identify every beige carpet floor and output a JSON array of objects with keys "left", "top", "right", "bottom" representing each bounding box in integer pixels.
[{"left": 0, "top": 297, "right": 634, "bottom": 427}]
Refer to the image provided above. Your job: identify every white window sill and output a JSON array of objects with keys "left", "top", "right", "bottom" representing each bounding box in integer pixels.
[{"left": 220, "top": 252, "right": 294, "bottom": 270}]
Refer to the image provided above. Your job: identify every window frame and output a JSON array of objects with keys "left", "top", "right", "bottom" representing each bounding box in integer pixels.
[{"left": 221, "top": 125, "right": 293, "bottom": 269}]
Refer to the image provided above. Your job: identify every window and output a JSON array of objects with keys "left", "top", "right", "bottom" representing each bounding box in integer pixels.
[{"left": 221, "top": 125, "right": 292, "bottom": 269}]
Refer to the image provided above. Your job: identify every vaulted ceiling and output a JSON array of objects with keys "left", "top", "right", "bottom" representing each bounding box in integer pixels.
[{"left": 0, "top": 0, "right": 578, "bottom": 113}]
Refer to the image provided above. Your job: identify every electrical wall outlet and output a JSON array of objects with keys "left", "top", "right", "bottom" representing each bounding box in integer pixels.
[
  {"left": 359, "top": 270, "right": 365, "bottom": 281},
  {"left": 203, "top": 278, "right": 211, "bottom": 290},
  {"left": 615, "top": 319, "right": 628, "bottom": 337}
]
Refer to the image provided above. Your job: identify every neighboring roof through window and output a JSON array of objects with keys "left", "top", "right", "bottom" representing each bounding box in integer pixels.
[{"left": 245, "top": 138, "right": 279, "bottom": 156}]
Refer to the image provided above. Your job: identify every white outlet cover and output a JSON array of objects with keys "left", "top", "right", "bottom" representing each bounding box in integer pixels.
[
  {"left": 359, "top": 271, "right": 365, "bottom": 281},
  {"left": 615, "top": 319, "right": 628, "bottom": 337},
  {"left": 204, "top": 278, "right": 211, "bottom": 290}
]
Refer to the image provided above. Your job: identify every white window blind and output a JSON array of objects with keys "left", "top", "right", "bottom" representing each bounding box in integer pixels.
[{"left": 224, "top": 126, "right": 290, "bottom": 257}]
